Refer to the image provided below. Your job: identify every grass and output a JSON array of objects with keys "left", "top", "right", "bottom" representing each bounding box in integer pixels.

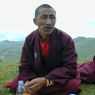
[
  {"left": 0, "top": 61, "right": 95, "bottom": 95},
  {"left": 80, "top": 84, "right": 95, "bottom": 95},
  {"left": 0, "top": 61, "right": 18, "bottom": 95}
]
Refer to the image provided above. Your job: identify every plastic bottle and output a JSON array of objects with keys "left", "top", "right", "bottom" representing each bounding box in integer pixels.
[
  {"left": 16, "top": 80, "right": 25, "bottom": 95},
  {"left": 16, "top": 80, "right": 31, "bottom": 95}
]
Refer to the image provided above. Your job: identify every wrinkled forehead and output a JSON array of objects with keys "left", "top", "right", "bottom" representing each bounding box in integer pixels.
[{"left": 38, "top": 8, "right": 56, "bottom": 16}]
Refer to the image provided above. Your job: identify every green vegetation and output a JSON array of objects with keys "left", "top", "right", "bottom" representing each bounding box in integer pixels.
[
  {"left": 74, "top": 37, "right": 95, "bottom": 62},
  {"left": 0, "top": 37, "right": 95, "bottom": 94},
  {"left": 0, "top": 37, "right": 95, "bottom": 62},
  {"left": 0, "top": 61, "right": 19, "bottom": 95},
  {"left": 0, "top": 61, "right": 95, "bottom": 95},
  {"left": 80, "top": 84, "right": 95, "bottom": 95},
  {"left": 0, "top": 40, "right": 23, "bottom": 62}
]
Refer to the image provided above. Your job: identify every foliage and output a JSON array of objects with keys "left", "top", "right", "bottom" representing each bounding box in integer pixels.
[
  {"left": 80, "top": 84, "right": 95, "bottom": 95},
  {"left": 0, "top": 61, "right": 19, "bottom": 95},
  {"left": 0, "top": 37, "right": 95, "bottom": 94},
  {"left": 74, "top": 37, "right": 95, "bottom": 62},
  {"left": 0, "top": 37, "right": 95, "bottom": 62},
  {"left": 0, "top": 61, "right": 95, "bottom": 95},
  {"left": 0, "top": 40, "right": 23, "bottom": 61}
]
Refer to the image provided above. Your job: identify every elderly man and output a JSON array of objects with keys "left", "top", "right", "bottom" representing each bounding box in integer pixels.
[{"left": 5, "top": 4, "right": 81, "bottom": 95}]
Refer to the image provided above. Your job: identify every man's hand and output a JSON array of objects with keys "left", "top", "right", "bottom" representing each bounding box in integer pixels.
[{"left": 24, "top": 77, "right": 47, "bottom": 95}]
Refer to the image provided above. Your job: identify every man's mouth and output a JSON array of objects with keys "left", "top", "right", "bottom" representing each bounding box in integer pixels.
[{"left": 44, "top": 27, "right": 53, "bottom": 32}]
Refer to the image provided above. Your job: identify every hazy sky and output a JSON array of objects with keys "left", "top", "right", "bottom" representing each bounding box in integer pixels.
[{"left": 0, "top": 0, "right": 95, "bottom": 41}]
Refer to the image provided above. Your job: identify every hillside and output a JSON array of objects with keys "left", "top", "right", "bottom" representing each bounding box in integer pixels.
[
  {"left": 74, "top": 37, "right": 95, "bottom": 62},
  {"left": 0, "top": 37, "right": 95, "bottom": 62},
  {"left": 0, "top": 40, "right": 24, "bottom": 62}
]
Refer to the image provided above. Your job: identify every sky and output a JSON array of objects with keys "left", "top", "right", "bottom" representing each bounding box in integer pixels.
[{"left": 0, "top": 0, "right": 95, "bottom": 41}]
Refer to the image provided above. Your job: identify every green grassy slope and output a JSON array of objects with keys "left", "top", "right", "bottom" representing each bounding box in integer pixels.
[
  {"left": 0, "top": 40, "right": 23, "bottom": 62},
  {"left": 74, "top": 37, "right": 95, "bottom": 62},
  {"left": 0, "top": 61, "right": 95, "bottom": 95},
  {"left": 0, "top": 37, "right": 95, "bottom": 62}
]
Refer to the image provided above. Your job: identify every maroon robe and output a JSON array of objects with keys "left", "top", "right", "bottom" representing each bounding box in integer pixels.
[
  {"left": 77, "top": 61, "right": 95, "bottom": 83},
  {"left": 11, "top": 28, "right": 80, "bottom": 94}
]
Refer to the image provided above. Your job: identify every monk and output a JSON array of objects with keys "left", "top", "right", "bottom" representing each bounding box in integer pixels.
[{"left": 4, "top": 4, "right": 81, "bottom": 95}]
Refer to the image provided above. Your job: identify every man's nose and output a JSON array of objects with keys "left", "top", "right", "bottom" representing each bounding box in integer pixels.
[{"left": 46, "top": 18, "right": 52, "bottom": 24}]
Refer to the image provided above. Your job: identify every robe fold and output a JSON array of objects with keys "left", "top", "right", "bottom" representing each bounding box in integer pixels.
[
  {"left": 11, "top": 28, "right": 80, "bottom": 94},
  {"left": 77, "top": 61, "right": 95, "bottom": 83}
]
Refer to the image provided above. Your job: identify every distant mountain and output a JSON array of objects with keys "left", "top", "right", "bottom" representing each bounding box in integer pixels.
[
  {"left": 74, "top": 36, "right": 87, "bottom": 43},
  {"left": 0, "top": 40, "right": 24, "bottom": 62},
  {"left": 0, "top": 37, "right": 95, "bottom": 62},
  {"left": 74, "top": 37, "right": 95, "bottom": 62}
]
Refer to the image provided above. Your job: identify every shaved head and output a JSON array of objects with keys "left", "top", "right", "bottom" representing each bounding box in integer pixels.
[{"left": 35, "top": 4, "right": 56, "bottom": 18}]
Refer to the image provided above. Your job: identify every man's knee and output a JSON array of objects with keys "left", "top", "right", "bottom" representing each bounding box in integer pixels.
[{"left": 64, "top": 78, "right": 81, "bottom": 94}]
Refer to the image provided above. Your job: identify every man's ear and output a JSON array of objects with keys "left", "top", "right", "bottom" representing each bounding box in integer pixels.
[{"left": 33, "top": 18, "right": 37, "bottom": 25}]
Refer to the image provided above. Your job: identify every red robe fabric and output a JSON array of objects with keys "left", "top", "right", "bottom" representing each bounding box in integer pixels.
[
  {"left": 8, "top": 28, "right": 81, "bottom": 94},
  {"left": 77, "top": 61, "right": 95, "bottom": 83},
  {"left": 39, "top": 35, "right": 50, "bottom": 59}
]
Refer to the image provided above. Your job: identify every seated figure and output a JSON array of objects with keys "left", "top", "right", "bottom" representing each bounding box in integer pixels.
[
  {"left": 4, "top": 4, "right": 81, "bottom": 95},
  {"left": 5, "top": 55, "right": 95, "bottom": 94}
]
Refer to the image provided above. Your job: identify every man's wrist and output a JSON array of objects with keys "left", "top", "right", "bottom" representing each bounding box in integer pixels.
[{"left": 46, "top": 79, "right": 54, "bottom": 87}]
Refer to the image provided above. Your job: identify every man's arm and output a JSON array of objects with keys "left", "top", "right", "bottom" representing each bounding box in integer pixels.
[
  {"left": 19, "top": 38, "right": 37, "bottom": 81},
  {"left": 45, "top": 36, "right": 77, "bottom": 86},
  {"left": 24, "top": 36, "right": 77, "bottom": 94}
]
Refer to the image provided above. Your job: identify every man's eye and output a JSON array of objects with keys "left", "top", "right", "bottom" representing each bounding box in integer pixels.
[
  {"left": 41, "top": 16, "right": 47, "bottom": 19},
  {"left": 40, "top": 15, "right": 56, "bottom": 19},
  {"left": 50, "top": 15, "right": 55, "bottom": 19}
]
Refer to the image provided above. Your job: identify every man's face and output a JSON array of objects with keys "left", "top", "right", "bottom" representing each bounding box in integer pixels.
[{"left": 34, "top": 7, "right": 56, "bottom": 34}]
